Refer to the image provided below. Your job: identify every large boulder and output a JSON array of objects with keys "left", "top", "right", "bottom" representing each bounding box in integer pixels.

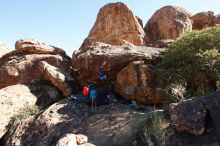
[
  {"left": 191, "top": 11, "right": 219, "bottom": 30},
  {"left": 38, "top": 61, "right": 79, "bottom": 96},
  {"left": 169, "top": 98, "right": 207, "bottom": 135},
  {"left": 72, "top": 42, "right": 165, "bottom": 87},
  {"left": 80, "top": 2, "right": 145, "bottom": 51},
  {"left": 0, "top": 83, "right": 62, "bottom": 138},
  {"left": 0, "top": 38, "right": 78, "bottom": 96},
  {"left": 116, "top": 61, "right": 162, "bottom": 104},
  {"left": 164, "top": 92, "right": 220, "bottom": 145},
  {"left": 2, "top": 98, "right": 147, "bottom": 146},
  {"left": 0, "top": 41, "right": 11, "bottom": 58},
  {"left": 15, "top": 38, "right": 66, "bottom": 56},
  {"left": 144, "top": 6, "right": 192, "bottom": 44}
]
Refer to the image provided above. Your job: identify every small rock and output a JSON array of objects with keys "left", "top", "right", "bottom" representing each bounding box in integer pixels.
[{"left": 76, "top": 134, "right": 88, "bottom": 145}]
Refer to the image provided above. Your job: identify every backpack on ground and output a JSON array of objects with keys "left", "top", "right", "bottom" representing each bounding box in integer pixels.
[{"left": 83, "top": 86, "right": 89, "bottom": 96}]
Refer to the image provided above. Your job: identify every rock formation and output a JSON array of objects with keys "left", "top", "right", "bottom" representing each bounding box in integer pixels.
[
  {"left": 2, "top": 98, "right": 146, "bottom": 146},
  {"left": 0, "top": 84, "right": 37, "bottom": 138},
  {"left": 0, "top": 83, "right": 62, "bottom": 138},
  {"left": 0, "top": 38, "right": 78, "bottom": 96},
  {"left": 169, "top": 98, "right": 207, "bottom": 135},
  {"left": 0, "top": 41, "right": 11, "bottom": 58},
  {"left": 80, "top": 2, "right": 145, "bottom": 51},
  {"left": 144, "top": 6, "right": 192, "bottom": 44},
  {"left": 191, "top": 11, "right": 219, "bottom": 30},
  {"left": 73, "top": 42, "right": 165, "bottom": 87},
  {"left": 38, "top": 61, "right": 78, "bottom": 96},
  {"left": 116, "top": 61, "right": 162, "bottom": 104},
  {"left": 163, "top": 92, "right": 220, "bottom": 145}
]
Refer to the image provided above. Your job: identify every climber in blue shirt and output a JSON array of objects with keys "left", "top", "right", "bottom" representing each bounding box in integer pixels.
[{"left": 99, "top": 67, "right": 107, "bottom": 80}]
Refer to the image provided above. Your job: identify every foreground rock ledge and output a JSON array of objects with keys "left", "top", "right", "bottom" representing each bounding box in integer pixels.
[{"left": 2, "top": 98, "right": 146, "bottom": 146}]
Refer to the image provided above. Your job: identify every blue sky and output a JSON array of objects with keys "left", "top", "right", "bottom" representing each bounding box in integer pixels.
[{"left": 0, "top": 0, "right": 220, "bottom": 56}]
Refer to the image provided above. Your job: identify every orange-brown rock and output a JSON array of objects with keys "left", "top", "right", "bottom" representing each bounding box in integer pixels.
[
  {"left": 38, "top": 61, "right": 78, "bottom": 96},
  {"left": 0, "top": 41, "right": 11, "bottom": 58},
  {"left": 15, "top": 38, "right": 67, "bottom": 57},
  {"left": 144, "top": 6, "right": 192, "bottom": 44},
  {"left": 191, "top": 11, "right": 219, "bottom": 30},
  {"left": 116, "top": 61, "right": 162, "bottom": 104},
  {"left": 72, "top": 42, "right": 165, "bottom": 87},
  {"left": 80, "top": 2, "right": 145, "bottom": 51},
  {"left": 0, "top": 39, "right": 75, "bottom": 93}
]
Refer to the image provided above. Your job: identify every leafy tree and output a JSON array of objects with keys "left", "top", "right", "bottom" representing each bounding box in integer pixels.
[{"left": 157, "top": 26, "right": 220, "bottom": 98}]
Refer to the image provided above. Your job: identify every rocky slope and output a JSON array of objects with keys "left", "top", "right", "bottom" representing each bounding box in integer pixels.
[
  {"left": 2, "top": 97, "right": 147, "bottom": 146},
  {"left": 0, "top": 83, "right": 63, "bottom": 138}
]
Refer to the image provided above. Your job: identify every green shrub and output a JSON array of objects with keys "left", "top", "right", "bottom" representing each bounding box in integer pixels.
[
  {"left": 139, "top": 111, "right": 168, "bottom": 146},
  {"left": 157, "top": 26, "right": 220, "bottom": 98},
  {"left": 6, "top": 105, "right": 40, "bottom": 130}
]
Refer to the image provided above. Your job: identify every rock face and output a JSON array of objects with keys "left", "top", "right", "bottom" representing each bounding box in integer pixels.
[
  {"left": 0, "top": 85, "right": 37, "bottom": 138},
  {"left": 72, "top": 42, "right": 165, "bottom": 87},
  {"left": 38, "top": 61, "right": 78, "bottom": 96},
  {"left": 191, "top": 11, "right": 218, "bottom": 30},
  {"left": 169, "top": 98, "right": 207, "bottom": 135},
  {"left": 0, "top": 38, "right": 78, "bottom": 96},
  {"left": 0, "top": 41, "right": 11, "bottom": 58},
  {"left": 2, "top": 98, "right": 146, "bottom": 146},
  {"left": 164, "top": 92, "right": 220, "bottom": 145},
  {"left": 144, "top": 6, "right": 192, "bottom": 44},
  {"left": 0, "top": 83, "right": 62, "bottom": 138},
  {"left": 116, "top": 61, "right": 162, "bottom": 104},
  {"left": 80, "top": 2, "right": 145, "bottom": 50}
]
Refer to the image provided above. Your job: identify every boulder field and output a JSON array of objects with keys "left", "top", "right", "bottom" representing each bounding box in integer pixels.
[{"left": 1, "top": 2, "right": 220, "bottom": 146}]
